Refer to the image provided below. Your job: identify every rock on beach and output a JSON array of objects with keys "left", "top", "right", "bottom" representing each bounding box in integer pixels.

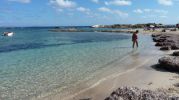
[
  {"left": 105, "top": 87, "right": 178, "bottom": 100},
  {"left": 158, "top": 56, "right": 179, "bottom": 71},
  {"left": 152, "top": 34, "right": 179, "bottom": 50}
]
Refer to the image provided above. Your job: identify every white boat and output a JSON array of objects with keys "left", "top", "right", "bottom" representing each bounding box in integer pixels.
[
  {"left": 92, "top": 25, "right": 102, "bottom": 28},
  {"left": 3, "top": 32, "right": 14, "bottom": 37}
]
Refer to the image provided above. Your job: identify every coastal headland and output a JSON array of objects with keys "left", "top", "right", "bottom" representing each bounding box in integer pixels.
[{"left": 48, "top": 23, "right": 178, "bottom": 34}]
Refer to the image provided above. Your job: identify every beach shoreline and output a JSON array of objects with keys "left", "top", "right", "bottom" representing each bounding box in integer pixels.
[{"left": 40, "top": 31, "right": 179, "bottom": 100}]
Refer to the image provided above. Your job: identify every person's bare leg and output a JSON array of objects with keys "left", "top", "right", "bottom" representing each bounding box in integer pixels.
[
  {"left": 133, "top": 41, "right": 135, "bottom": 48},
  {"left": 136, "top": 41, "right": 138, "bottom": 47}
]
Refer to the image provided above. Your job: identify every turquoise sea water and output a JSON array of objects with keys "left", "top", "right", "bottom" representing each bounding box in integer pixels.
[{"left": 0, "top": 28, "right": 152, "bottom": 100}]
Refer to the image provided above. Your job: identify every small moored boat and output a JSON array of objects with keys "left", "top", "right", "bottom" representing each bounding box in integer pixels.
[{"left": 3, "top": 32, "right": 14, "bottom": 37}]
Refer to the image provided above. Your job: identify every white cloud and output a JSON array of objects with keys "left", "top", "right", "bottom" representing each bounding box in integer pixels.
[
  {"left": 142, "top": 15, "right": 155, "bottom": 18},
  {"left": 50, "top": 0, "right": 76, "bottom": 8},
  {"left": 134, "top": 8, "right": 168, "bottom": 14},
  {"left": 144, "top": 9, "right": 151, "bottom": 12},
  {"left": 138, "top": 8, "right": 168, "bottom": 19},
  {"left": 98, "top": 7, "right": 128, "bottom": 17},
  {"left": 105, "top": 0, "right": 132, "bottom": 6},
  {"left": 91, "top": 0, "right": 99, "bottom": 3},
  {"left": 154, "top": 9, "right": 168, "bottom": 14},
  {"left": 113, "top": 10, "right": 128, "bottom": 17},
  {"left": 77, "top": 7, "right": 90, "bottom": 12},
  {"left": 8, "top": 0, "right": 31, "bottom": 3},
  {"left": 133, "top": 9, "right": 143, "bottom": 13},
  {"left": 142, "top": 15, "right": 167, "bottom": 19},
  {"left": 158, "top": 0, "right": 173, "bottom": 6},
  {"left": 77, "top": 7, "right": 94, "bottom": 16},
  {"left": 98, "top": 7, "right": 111, "bottom": 12},
  {"left": 160, "top": 15, "right": 167, "bottom": 18}
]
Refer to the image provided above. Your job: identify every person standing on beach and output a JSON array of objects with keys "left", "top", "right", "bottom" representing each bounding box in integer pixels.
[{"left": 132, "top": 30, "right": 139, "bottom": 48}]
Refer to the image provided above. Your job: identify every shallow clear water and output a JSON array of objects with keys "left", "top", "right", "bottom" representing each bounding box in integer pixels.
[{"left": 0, "top": 28, "right": 151, "bottom": 100}]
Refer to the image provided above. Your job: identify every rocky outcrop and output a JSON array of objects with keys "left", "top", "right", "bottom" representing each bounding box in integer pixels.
[
  {"left": 152, "top": 34, "right": 179, "bottom": 50},
  {"left": 105, "top": 87, "right": 178, "bottom": 100},
  {"left": 158, "top": 56, "right": 179, "bottom": 71},
  {"left": 171, "top": 45, "right": 179, "bottom": 50},
  {"left": 153, "top": 37, "right": 166, "bottom": 42},
  {"left": 155, "top": 41, "right": 175, "bottom": 47},
  {"left": 173, "top": 51, "right": 179, "bottom": 56},
  {"left": 160, "top": 46, "right": 171, "bottom": 50},
  {"left": 151, "top": 34, "right": 161, "bottom": 37},
  {"left": 157, "top": 51, "right": 179, "bottom": 72}
]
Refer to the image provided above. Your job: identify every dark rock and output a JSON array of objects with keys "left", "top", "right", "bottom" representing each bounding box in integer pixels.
[
  {"left": 104, "top": 97, "right": 111, "bottom": 100},
  {"left": 160, "top": 46, "right": 171, "bottom": 50},
  {"left": 165, "top": 39, "right": 175, "bottom": 43},
  {"left": 152, "top": 34, "right": 179, "bottom": 50},
  {"left": 152, "top": 34, "right": 161, "bottom": 37},
  {"left": 153, "top": 37, "right": 166, "bottom": 42},
  {"left": 151, "top": 34, "right": 155, "bottom": 37},
  {"left": 105, "top": 87, "right": 178, "bottom": 100},
  {"left": 171, "top": 45, "right": 179, "bottom": 50},
  {"left": 158, "top": 56, "right": 179, "bottom": 71},
  {"left": 162, "top": 29, "right": 166, "bottom": 32},
  {"left": 155, "top": 42, "right": 174, "bottom": 47},
  {"left": 155, "top": 42, "right": 163, "bottom": 46},
  {"left": 160, "top": 36, "right": 167, "bottom": 39},
  {"left": 173, "top": 51, "right": 179, "bottom": 56},
  {"left": 170, "top": 28, "right": 177, "bottom": 31},
  {"left": 155, "top": 42, "right": 179, "bottom": 50}
]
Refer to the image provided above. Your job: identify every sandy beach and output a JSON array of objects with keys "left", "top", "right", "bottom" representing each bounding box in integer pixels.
[
  {"left": 3, "top": 0, "right": 179, "bottom": 99},
  {"left": 39, "top": 30, "right": 179, "bottom": 100}
]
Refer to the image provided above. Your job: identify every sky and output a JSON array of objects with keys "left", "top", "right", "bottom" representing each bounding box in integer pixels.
[{"left": 0, "top": 0, "right": 179, "bottom": 26}]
